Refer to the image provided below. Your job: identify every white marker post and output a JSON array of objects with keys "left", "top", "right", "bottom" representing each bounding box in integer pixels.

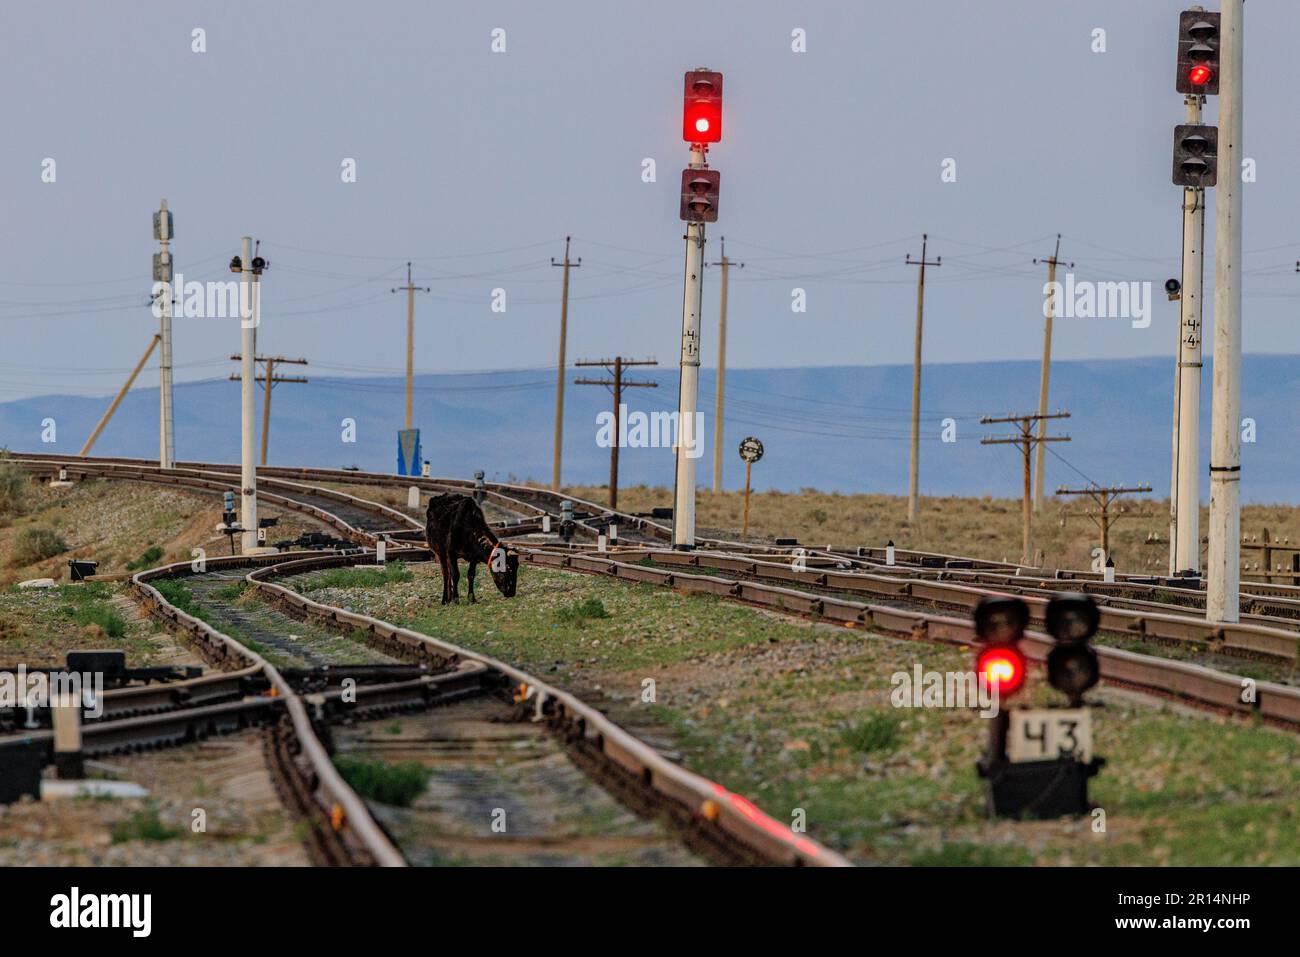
[
  {"left": 1206, "top": 0, "right": 1244, "bottom": 623},
  {"left": 673, "top": 142, "right": 707, "bottom": 550},
  {"left": 1173, "top": 94, "right": 1206, "bottom": 577}
]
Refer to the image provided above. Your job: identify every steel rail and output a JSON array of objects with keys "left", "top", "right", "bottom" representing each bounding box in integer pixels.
[
  {"left": 242, "top": 548, "right": 850, "bottom": 866},
  {"left": 128, "top": 554, "right": 408, "bottom": 867}
]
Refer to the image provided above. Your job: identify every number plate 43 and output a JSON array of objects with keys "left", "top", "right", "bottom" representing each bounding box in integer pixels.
[{"left": 1007, "top": 708, "right": 1093, "bottom": 764}]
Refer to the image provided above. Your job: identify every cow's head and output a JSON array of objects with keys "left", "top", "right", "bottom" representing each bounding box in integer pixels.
[{"left": 489, "top": 545, "right": 519, "bottom": 598}]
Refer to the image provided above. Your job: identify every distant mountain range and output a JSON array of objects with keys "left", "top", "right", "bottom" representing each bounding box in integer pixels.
[{"left": 3, "top": 357, "right": 1298, "bottom": 504}]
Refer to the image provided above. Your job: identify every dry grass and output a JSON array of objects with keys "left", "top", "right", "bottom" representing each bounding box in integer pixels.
[{"left": 561, "top": 483, "right": 1300, "bottom": 575}]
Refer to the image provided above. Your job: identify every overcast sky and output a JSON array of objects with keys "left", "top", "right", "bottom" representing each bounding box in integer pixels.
[{"left": 3, "top": 0, "right": 1297, "bottom": 401}]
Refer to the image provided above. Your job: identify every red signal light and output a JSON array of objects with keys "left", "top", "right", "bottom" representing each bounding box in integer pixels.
[
  {"left": 683, "top": 101, "right": 721, "bottom": 144},
  {"left": 683, "top": 70, "right": 722, "bottom": 144},
  {"left": 977, "top": 645, "right": 1026, "bottom": 698},
  {"left": 1187, "top": 63, "right": 1213, "bottom": 86}
]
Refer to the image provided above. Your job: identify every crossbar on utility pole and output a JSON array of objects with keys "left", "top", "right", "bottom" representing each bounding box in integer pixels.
[
  {"left": 981, "top": 410, "right": 1071, "bottom": 566},
  {"left": 230, "top": 355, "right": 308, "bottom": 465},
  {"left": 392, "top": 262, "right": 429, "bottom": 432},
  {"left": 1032, "top": 235, "right": 1072, "bottom": 512},
  {"left": 551, "top": 237, "right": 581, "bottom": 491},
  {"left": 574, "top": 357, "right": 658, "bottom": 510},
  {"left": 706, "top": 238, "right": 742, "bottom": 493},
  {"left": 905, "top": 235, "right": 940, "bottom": 525},
  {"left": 1057, "top": 482, "right": 1153, "bottom": 561}
]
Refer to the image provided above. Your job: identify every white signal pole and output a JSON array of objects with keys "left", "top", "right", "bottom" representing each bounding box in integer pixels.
[
  {"left": 155, "top": 200, "right": 176, "bottom": 469},
  {"left": 237, "top": 236, "right": 259, "bottom": 553},
  {"left": 1206, "top": 0, "right": 1244, "bottom": 623},
  {"left": 1172, "top": 94, "right": 1206, "bottom": 577},
  {"left": 673, "top": 143, "right": 707, "bottom": 549}
]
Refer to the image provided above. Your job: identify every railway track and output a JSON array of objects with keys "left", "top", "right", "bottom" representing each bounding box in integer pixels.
[
  {"left": 516, "top": 547, "right": 1300, "bottom": 729},
  {"left": 5, "top": 458, "right": 846, "bottom": 865},
  {"left": 609, "top": 547, "right": 1300, "bottom": 667},
  {"left": 18, "top": 453, "right": 1299, "bottom": 673},
  {"left": 10, "top": 451, "right": 1300, "bottom": 853}
]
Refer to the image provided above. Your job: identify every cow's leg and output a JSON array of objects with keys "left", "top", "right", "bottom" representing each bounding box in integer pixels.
[
  {"left": 435, "top": 549, "right": 452, "bottom": 605},
  {"left": 449, "top": 558, "right": 461, "bottom": 603},
  {"left": 467, "top": 560, "right": 478, "bottom": 603}
]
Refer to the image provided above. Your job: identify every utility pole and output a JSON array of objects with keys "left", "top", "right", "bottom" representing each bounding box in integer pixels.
[
  {"left": 980, "top": 411, "right": 1071, "bottom": 566},
  {"left": 392, "top": 262, "right": 429, "bottom": 432},
  {"left": 550, "top": 237, "right": 580, "bottom": 490},
  {"left": 905, "top": 235, "right": 940, "bottom": 524},
  {"left": 1172, "top": 94, "right": 1208, "bottom": 578},
  {"left": 1032, "top": 236, "right": 1072, "bottom": 511},
  {"left": 80, "top": 336, "right": 161, "bottom": 456},
  {"left": 706, "top": 238, "right": 742, "bottom": 493},
  {"left": 1057, "top": 483, "right": 1153, "bottom": 561},
  {"left": 574, "top": 357, "right": 658, "bottom": 509},
  {"left": 229, "top": 355, "right": 308, "bottom": 465},
  {"left": 674, "top": 143, "right": 708, "bottom": 549},
  {"left": 232, "top": 238, "right": 267, "bottom": 553},
  {"left": 153, "top": 200, "right": 176, "bottom": 469},
  {"left": 1206, "top": 0, "right": 1244, "bottom": 623}
]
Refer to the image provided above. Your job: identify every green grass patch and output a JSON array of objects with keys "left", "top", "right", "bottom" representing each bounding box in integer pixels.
[
  {"left": 10, "top": 527, "right": 67, "bottom": 566},
  {"left": 211, "top": 581, "right": 249, "bottom": 602},
  {"left": 111, "top": 805, "right": 182, "bottom": 844},
  {"left": 840, "top": 713, "right": 902, "bottom": 755},
  {"left": 125, "top": 545, "right": 165, "bottom": 571},
  {"left": 910, "top": 842, "right": 1032, "bottom": 867},
  {"left": 298, "top": 561, "right": 413, "bottom": 592},
  {"left": 153, "top": 578, "right": 201, "bottom": 617},
  {"left": 59, "top": 601, "right": 126, "bottom": 639},
  {"left": 0, "top": 456, "right": 28, "bottom": 522},
  {"left": 555, "top": 597, "right": 610, "bottom": 623},
  {"left": 334, "top": 756, "right": 430, "bottom": 807}
]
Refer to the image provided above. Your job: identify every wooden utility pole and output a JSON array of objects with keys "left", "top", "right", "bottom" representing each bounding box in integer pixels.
[
  {"left": 574, "top": 357, "right": 658, "bottom": 509},
  {"left": 230, "top": 355, "right": 308, "bottom": 465},
  {"left": 706, "top": 238, "right": 742, "bottom": 493},
  {"left": 905, "top": 235, "right": 940, "bottom": 524},
  {"left": 980, "top": 410, "right": 1071, "bottom": 565},
  {"left": 80, "top": 335, "right": 161, "bottom": 456},
  {"left": 551, "top": 237, "right": 580, "bottom": 490},
  {"left": 392, "top": 262, "right": 430, "bottom": 431},
  {"left": 1032, "top": 236, "right": 1072, "bottom": 512},
  {"left": 1057, "top": 482, "right": 1153, "bottom": 560}
]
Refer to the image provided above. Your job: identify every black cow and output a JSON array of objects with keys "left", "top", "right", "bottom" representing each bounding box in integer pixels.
[{"left": 425, "top": 493, "right": 519, "bottom": 604}]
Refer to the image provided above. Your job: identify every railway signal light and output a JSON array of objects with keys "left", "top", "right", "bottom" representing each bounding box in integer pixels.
[
  {"left": 683, "top": 69, "right": 722, "bottom": 144},
  {"left": 974, "top": 592, "right": 1105, "bottom": 819},
  {"left": 1172, "top": 124, "right": 1218, "bottom": 187},
  {"left": 1176, "top": 10, "right": 1221, "bottom": 95},
  {"left": 680, "top": 168, "right": 720, "bottom": 223},
  {"left": 973, "top": 595, "right": 1029, "bottom": 699},
  {"left": 1044, "top": 593, "right": 1101, "bottom": 707}
]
